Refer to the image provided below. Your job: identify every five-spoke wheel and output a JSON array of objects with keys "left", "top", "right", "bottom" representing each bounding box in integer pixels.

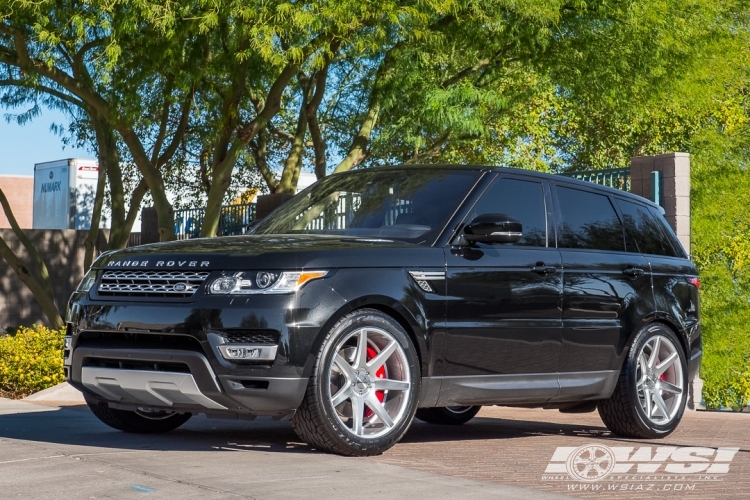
[{"left": 291, "top": 309, "right": 420, "bottom": 456}]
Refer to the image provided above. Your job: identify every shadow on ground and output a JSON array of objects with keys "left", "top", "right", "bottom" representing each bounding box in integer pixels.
[{"left": 0, "top": 404, "right": 638, "bottom": 457}]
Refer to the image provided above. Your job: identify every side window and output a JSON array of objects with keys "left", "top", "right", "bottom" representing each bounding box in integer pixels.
[
  {"left": 555, "top": 185, "right": 625, "bottom": 252},
  {"left": 468, "top": 177, "right": 547, "bottom": 247},
  {"left": 615, "top": 198, "right": 685, "bottom": 258}
]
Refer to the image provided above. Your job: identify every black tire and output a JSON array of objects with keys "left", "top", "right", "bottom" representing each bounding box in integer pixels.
[
  {"left": 85, "top": 395, "right": 192, "bottom": 434},
  {"left": 291, "top": 309, "right": 421, "bottom": 456},
  {"left": 598, "top": 323, "right": 688, "bottom": 439},
  {"left": 415, "top": 406, "right": 482, "bottom": 425}
]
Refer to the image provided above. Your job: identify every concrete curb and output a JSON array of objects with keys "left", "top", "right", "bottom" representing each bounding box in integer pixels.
[{"left": 23, "top": 382, "right": 85, "bottom": 405}]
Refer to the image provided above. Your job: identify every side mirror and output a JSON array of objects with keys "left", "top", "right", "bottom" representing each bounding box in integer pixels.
[{"left": 464, "top": 213, "right": 522, "bottom": 244}]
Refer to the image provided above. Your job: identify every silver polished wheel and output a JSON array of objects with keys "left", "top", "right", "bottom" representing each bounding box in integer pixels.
[
  {"left": 635, "top": 335, "right": 684, "bottom": 424},
  {"left": 327, "top": 326, "right": 412, "bottom": 439}
]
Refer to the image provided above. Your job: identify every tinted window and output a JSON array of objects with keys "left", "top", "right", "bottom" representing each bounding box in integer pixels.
[
  {"left": 615, "top": 198, "right": 685, "bottom": 258},
  {"left": 253, "top": 170, "right": 480, "bottom": 243},
  {"left": 556, "top": 186, "right": 625, "bottom": 252},
  {"left": 468, "top": 177, "right": 547, "bottom": 247}
]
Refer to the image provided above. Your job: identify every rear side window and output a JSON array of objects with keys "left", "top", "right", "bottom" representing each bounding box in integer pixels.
[
  {"left": 555, "top": 185, "right": 625, "bottom": 252},
  {"left": 615, "top": 198, "right": 686, "bottom": 258},
  {"left": 468, "top": 177, "right": 547, "bottom": 247}
]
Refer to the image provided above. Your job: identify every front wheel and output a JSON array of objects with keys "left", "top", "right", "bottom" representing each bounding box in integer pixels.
[
  {"left": 599, "top": 323, "right": 688, "bottom": 438},
  {"left": 415, "top": 406, "right": 482, "bottom": 425},
  {"left": 85, "top": 395, "right": 192, "bottom": 433},
  {"left": 291, "top": 309, "right": 420, "bottom": 456}
]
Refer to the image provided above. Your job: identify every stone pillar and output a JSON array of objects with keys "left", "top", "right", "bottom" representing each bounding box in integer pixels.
[
  {"left": 255, "top": 193, "right": 294, "bottom": 220},
  {"left": 140, "top": 207, "right": 160, "bottom": 244},
  {"left": 630, "top": 153, "right": 701, "bottom": 409},
  {"left": 630, "top": 153, "right": 691, "bottom": 256}
]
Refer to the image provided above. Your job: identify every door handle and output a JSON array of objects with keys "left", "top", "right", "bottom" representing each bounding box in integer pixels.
[
  {"left": 622, "top": 267, "right": 645, "bottom": 277},
  {"left": 531, "top": 265, "right": 557, "bottom": 275}
]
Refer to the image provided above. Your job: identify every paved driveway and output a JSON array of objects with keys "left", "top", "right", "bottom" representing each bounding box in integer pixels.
[{"left": 1, "top": 399, "right": 748, "bottom": 499}]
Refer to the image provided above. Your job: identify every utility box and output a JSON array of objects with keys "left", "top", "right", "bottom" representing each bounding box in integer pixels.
[{"left": 33, "top": 158, "right": 99, "bottom": 230}]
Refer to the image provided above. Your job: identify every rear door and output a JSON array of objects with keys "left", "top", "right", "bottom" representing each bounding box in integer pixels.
[
  {"left": 614, "top": 198, "right": 701, "bottom": 373},
  {"left": 440, "top": 174, "right": 563, "bottom": 405},
  {"left": 551, "top": 183, "right": 653, "bottom": 402}
]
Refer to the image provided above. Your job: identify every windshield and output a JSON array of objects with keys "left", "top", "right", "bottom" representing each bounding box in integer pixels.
[{"left": 252, "top": 169, "right": 481, "bottom": 244}]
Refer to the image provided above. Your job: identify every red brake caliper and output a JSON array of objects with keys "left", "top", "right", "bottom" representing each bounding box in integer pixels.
[{"left": 364, "top": 346, "right": 386, "bottom": 418}]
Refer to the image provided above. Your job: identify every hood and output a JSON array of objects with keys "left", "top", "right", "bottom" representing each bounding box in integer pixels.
[{"left": 94, "top": 234, "right": 443, "bottom": 271}]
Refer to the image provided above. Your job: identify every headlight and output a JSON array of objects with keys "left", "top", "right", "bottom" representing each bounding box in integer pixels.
[
  {"left": 208, "top": 270, "right": 327, "bottom": 295},
  {"left": 76, "top": 269, "right": 99, "bottom": 292}
]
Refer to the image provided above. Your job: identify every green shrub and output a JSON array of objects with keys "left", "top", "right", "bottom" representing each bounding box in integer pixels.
[{"left": 0, "top": 325, "right": 65, "bottom": 399}]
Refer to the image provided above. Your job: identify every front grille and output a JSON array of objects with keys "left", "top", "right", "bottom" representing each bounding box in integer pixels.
[
  {"left": 219, "top": 330, "right": 280, "bottom": 345},
  {"left": 97, "top": 270, "right": 209, "bottom": 298}
]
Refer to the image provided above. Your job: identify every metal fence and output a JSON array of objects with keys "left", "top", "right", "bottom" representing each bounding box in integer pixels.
[
  {"left": 559, "top": 167, "right": 631, "bottom": 191},
  {"left": 302, "top": 192, "right": 415, "bottom": 231},
  {"left": 174, "top": 203, "right": 256, "bottom": 238}
]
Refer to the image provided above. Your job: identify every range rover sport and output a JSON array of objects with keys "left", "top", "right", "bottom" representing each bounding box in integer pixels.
[{"left": 65, "top": 166, "right": 701, "bottom": 456}]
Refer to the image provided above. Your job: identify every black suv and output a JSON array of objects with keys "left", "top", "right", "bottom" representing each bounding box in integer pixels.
[{"left": 65, "top": 166, "right": 701, "bottom": 456}]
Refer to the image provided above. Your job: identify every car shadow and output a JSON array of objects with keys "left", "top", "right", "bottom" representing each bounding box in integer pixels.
[
  {"left": 3, "top": 405, "right": 746, "bottom": 456},
  {"left": 0, "top": 404, "right": 613, "bottom": 455}
]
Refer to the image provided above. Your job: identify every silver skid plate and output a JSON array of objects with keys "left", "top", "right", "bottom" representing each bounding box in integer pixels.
[{"left": 81, "top": 367, "right": 226, "bottom": 410}]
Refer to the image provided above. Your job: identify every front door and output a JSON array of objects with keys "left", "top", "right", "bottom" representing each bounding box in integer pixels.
[{"left": 439, "top": 175, "right": 563, "bottom": 405}]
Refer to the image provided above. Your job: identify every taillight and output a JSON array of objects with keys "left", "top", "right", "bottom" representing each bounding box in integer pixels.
[{"left": 689, "top": 277, "right": 700, "bottom": 289}]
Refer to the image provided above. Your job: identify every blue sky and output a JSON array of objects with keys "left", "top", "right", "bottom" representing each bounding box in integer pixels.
[{"left": 0, "top": 108, "right": 93, "bottom": 176}]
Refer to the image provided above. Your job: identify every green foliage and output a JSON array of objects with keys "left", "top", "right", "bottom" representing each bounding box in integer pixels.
[
  {"left": 0, "top": 325, "right": 65, "bottom": 399},
  {"left": 691, "top": 130, "right": 750, "bottom": 410}
]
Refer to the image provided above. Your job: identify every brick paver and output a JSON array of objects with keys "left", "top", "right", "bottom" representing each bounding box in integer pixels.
[{"left": 375, "top": 407, "right": 750, "bottom": 498}]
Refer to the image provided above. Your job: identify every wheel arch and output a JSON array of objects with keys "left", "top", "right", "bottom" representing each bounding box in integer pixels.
[
  {"left": 301, "top": 295, "right": 429, "bottom": 378},
  {"left": 621, "top": 317, "right": 690, "bottom": 371}
]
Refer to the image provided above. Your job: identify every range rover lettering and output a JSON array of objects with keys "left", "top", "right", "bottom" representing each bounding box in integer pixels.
[{"left": 65, "top": 166, "right": 701, "bottom": 456}]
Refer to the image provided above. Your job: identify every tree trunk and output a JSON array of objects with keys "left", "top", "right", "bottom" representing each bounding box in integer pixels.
[
  {"left": 83, "top": 154, "right": 107, "bottom": 271},
  {"left": 278, "top": 96, "right": 309, "bottom": 194},
  {"left": 201, "top": 145, "right": 241, "bottom": 237},
  {"left": 333, "top": 104, "right": 380, "bottom": 173}
]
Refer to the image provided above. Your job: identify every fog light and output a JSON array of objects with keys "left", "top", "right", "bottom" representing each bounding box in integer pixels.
[
  {"left": 228, "top": 347, "right": 260, "bottom": 359},
  {"left": 218, "top": 344, "right": 278, "bottom": 361},
  {"left": 64, "top": 336, "right": 72, "bottom": 350}
]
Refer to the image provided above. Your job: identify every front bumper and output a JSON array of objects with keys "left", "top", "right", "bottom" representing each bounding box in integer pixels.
[{"left": 65, "top": 281, "right": 345, "bottom": 416}]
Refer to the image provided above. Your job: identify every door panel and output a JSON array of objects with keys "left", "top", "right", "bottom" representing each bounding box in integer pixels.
[
  {"left": 441, "top": 176, "right": 563, "bottom": 404},
  {"left": 557, "top": 249, "right": 652, "bottom": 374},
  {"left": 444, "top": 246, "right": 564, "bottom": 378},
  {"left": 552, "top": 184, "right": 654, "bottom": 401}
]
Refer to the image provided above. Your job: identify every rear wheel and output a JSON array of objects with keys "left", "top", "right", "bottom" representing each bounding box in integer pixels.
[
  {"left": 415, "top": 405, "right": 482, "bottom": 425},
  {"left": 599, "top": 323, "right": 687, "bottom": 438},
  {"left": 85, "top": 395, "right": 192, "bottom": 433},
  {"left": 291, "top": 309, "right": 420, "bottom": 456}
]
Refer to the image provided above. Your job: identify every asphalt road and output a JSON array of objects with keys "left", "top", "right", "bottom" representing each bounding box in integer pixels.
[{"left": 0, "top": 398, "right": 572, "bottom": 500}]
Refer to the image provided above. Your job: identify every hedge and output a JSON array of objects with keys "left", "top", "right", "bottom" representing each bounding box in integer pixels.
[{"left": 0, "top": 325, "right": 65, "bottom": 399}]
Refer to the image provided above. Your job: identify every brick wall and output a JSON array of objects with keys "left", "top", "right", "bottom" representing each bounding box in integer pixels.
[
  {"left": 0, "top": 175, "right": 34, "bottom": 229},
  {"left": 0, "top": 229, "right": 107, "bottom": 328}
]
